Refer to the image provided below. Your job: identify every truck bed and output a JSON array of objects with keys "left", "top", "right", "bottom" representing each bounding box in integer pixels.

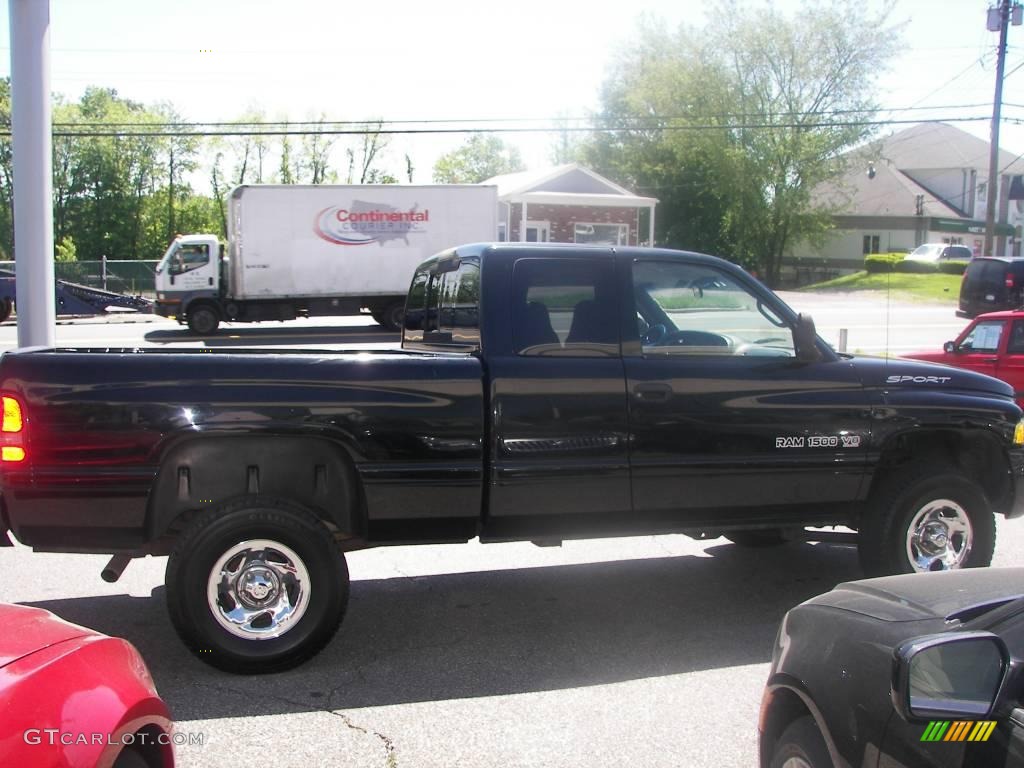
[{"left": 0, "top": 347, "right": 485, "bottom": 552}]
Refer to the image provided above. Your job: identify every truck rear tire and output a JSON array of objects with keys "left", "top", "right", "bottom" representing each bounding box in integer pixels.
[
  {"left": 187, "top": 305, "right": 220, "bottom": 335},
  {"left": 376, "top": 300, "right": 405, "bottom": 332},
  {"left": 858, "top": 465, "right": 995, "bottom": 576},
  {"left": 165, "top": 497, "right": 349, "bottom": 674},
  {"left": 0, "top": 298, "right": 12, "bottom": 323}
]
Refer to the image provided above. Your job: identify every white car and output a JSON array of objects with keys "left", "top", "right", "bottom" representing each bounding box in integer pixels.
[{"left": 905, "top": 243, "right": 972, "bottom": 262}]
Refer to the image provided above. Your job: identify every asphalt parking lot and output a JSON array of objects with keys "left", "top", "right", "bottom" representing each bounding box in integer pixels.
[{"left": 0, "top": 295, "right": 1013, "bottom": 768}]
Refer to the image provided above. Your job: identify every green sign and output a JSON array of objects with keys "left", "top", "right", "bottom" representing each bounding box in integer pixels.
[{"left": 930, "top": 217, "right": 1015, "bottom": 237}]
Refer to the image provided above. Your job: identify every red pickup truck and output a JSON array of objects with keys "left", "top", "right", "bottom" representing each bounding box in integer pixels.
[{"left": 902, "top": 309, "right": 1024, "bottom": 408}]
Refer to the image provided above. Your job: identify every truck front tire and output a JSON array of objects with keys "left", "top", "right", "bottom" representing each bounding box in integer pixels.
[
  {"left": 186, "top": 305, "right": 220, "bottom": 335},
  {"left": 165, "top": 497, "right": 349, "bottom": 674},
  {"left": 858, "top": 465, "right": 995, "bottom": 576}
]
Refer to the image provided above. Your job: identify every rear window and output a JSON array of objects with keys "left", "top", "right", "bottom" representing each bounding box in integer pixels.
[
  {"left": 966, "top": 259, "right": 1007, "bottom": 288},
  {"left": 402, "top": 255, "right": 480, "bottom": 348}
]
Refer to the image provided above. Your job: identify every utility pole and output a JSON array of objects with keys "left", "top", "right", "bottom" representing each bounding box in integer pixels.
[{"left": 985, "top": 0, "right": 1022, "bottom": 257}]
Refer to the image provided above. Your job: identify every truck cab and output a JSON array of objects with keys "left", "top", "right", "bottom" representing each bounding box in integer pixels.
[{"left": 154, "top": 234, "right": 223, "bottom": 331}]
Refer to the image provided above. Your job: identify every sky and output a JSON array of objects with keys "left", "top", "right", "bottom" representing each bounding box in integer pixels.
[{"left": 0, "top": 0, "right": 1022, "bottom": 184}]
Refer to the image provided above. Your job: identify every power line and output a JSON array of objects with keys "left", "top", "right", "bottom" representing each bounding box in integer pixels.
[
  {"left": 0, "top": 115, "right": 1002, "bottom": 140},
  {"left": 38, "top": 102, "right": 1004, "bottom": 130}
]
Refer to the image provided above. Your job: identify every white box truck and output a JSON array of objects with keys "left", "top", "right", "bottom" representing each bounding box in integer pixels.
[{"left": 154, "top": 184, "right": 498, "bottom": 333}]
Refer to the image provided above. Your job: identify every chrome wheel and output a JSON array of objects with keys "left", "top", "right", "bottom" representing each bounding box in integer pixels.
[
  {"left": 207, "top": 539, "right": 310, "bottom": 639},
  {"left": 905, "top": 499, "right": 973, "bottom": 572},
  {"left": 779, "top": 758, "right": 814, "bottom": 768}
]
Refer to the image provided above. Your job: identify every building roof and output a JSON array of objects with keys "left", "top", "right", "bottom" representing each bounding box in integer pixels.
[
  {"left": 877, "top": 122, "right": 1024, "bottom": 175},
  {"left": 482, "top": 163, "right": 658, "bottom": 207},
  {"left": 816, "top": 155, "right": 963, "bottom": 218},
  {"left": 811, "top": 123, "right": 1024, "bottom": 219}
]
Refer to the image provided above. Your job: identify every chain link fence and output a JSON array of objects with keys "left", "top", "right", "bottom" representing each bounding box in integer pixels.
[{"left": 0, "top": 259, "right": 159, "bottom": 296}]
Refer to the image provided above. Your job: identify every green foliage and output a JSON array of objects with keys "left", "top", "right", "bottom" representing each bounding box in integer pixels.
[
  {"left": 54, "top": 235, "right": 77, "bottom": 262},
  {"left": 800, "top": 271, "right": 961, "bottom": 303},
  {"left": 938, "top": 260, "right": 969, "bottom": 275},
  {"left": 432, "top": 135, "right": 525, "bottom": 184},
  {"left": 580, "top": 3, "right": 900, "bottom": 285},
  {"left": 864, "top": 253, "right": 903, "bottom": 273},
  {"left": 895, "top": 259, "right": 938, "bottom": 274}
]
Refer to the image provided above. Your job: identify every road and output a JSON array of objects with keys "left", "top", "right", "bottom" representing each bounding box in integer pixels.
[{"left": 0, "top": 294, "right": 1005, "bottom": 768}]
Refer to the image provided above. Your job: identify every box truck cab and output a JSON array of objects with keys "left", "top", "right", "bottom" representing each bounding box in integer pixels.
[
  {"left": 155, "top": 234, "right": 223, "bottom": 330},
  {"left": 154, "top": 184, "right": 498, "bottom": 335}
]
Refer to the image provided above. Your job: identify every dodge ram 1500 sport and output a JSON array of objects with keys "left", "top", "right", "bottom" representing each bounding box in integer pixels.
[{"left": 1, "top": 243, "right": 1023, "bottom": 673}]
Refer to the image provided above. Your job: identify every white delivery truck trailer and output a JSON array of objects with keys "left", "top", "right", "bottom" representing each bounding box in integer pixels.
[{"left": 154, "top": 184, "right": 498, "bottom": 333}]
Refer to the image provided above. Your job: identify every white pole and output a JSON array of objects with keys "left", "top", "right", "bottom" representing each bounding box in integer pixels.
[
  {"left": 10, "top": 0, "right": 55, "bottom": 348},
  {"left": 648, "top": 204, "right": 655, "bottom": 246}
]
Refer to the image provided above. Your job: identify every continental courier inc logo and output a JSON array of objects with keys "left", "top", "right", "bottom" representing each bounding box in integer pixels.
[
  {"left": 921, "top": 721, "right": 997, "bottom": 743},
  {"left": 314, "top": 201, "right": 429, "bottom": 246}
]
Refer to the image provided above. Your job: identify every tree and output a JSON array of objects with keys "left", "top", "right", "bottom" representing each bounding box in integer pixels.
[
  {"left": 583, "top": 3, "right": 899, "bottom": 284},
  {"left": 300, "top": 116, "right": 336, "bottom": 184},
  {"left": 345, "top": 120, "right": 398, "bottom": 184},
  {"left": 432, "top": 135, "right": 525, "bottom": 183}
]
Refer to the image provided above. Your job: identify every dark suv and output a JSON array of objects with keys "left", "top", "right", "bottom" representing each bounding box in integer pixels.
[{"left": 959, "top": 257, "right": 1024, "bottom": 317}]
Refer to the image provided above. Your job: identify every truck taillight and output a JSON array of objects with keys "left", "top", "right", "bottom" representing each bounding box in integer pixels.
[
  {"left": 1007, "top": 274, "right": 1016, "bottom": 289},
  {"left": 1, "top": 394, "right": 25, "bottom": 462},
  {"left": 3, "top": 395, "right": 23, "bottom": 432}
]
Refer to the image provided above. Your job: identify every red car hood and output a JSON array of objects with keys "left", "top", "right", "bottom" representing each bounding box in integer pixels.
[{"left": 0, "top": 603, "right": 94, "bottom": 669}]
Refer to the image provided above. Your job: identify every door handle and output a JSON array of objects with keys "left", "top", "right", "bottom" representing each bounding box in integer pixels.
[
  {"left": 633, "top": 382, "right": 672, "bottom": 401},
  {"left": 982, "top": 357, "right": 999, "bottom": 363}
]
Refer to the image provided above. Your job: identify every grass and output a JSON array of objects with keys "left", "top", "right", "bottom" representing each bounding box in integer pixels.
[{"left": 798, "top": 271, "right": 961, "bottom": 303}]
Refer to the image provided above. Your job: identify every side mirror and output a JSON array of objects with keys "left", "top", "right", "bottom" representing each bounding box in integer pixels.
[
  {"left": 944, "top": 341, "right": 957, "bottom": 354},
  {"left": 892, "top": 632, "right": 1009, "bottom": 722},
  {"left": 794, "top": 313, "right": 823, "bottom": 362}
]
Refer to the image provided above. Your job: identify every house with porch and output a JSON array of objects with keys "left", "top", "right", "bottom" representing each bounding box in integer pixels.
[{"left": 481, "top": 164, "right": 658, "bottom": 246}]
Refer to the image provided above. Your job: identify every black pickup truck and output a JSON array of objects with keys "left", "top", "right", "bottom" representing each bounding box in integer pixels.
[{"left": 1, "top": 243, "right": 1023, "bottom": 673}]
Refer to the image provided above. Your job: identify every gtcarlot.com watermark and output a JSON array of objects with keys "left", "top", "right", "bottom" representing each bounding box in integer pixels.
[{"left": 24, "top": 729, "right": 204, "bottom": 747}]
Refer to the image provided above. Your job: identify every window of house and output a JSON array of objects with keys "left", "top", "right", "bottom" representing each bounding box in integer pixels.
[
  {"left": 862, "top": 235, "right": 880, "bottom": 255},
  {"left": 574, "top": 223, "right": 628, "bottom": 246}
]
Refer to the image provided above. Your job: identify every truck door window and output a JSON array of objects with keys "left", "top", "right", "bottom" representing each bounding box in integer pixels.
[
  {"left": 960, "top": 320, "right": 1004, "bottom": 352},
  {"left": 632, "top": 260, "right": 795, "bottom": 357},
  {"left": 170, "top": 243, "right": 210, "bottom": 275},
  {"left": 512, "top": 258, "right": 618, "bottom": 357}
]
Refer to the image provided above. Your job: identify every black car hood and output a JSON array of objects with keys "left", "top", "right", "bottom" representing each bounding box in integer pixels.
[
  {"left": 805, "top": 568, "right": 1024, "bottom": 623},
  {"left": 847, "top": 356, "right": 1015, "bottom": 401}
]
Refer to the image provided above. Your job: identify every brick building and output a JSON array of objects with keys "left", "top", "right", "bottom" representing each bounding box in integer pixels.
[{"left": 482, "top": 164, "right": 658, "bottom": 246}]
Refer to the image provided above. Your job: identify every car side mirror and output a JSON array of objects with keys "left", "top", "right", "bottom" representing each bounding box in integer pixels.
[
  {"left": 944, "top": 341, "right": 957, "bottom": 354},
  {"left": 892, "top": 632, "right": 1009, "bottom": 722},
  {"left": 794, "top": 313, "right": 823, "bottom": 362}
]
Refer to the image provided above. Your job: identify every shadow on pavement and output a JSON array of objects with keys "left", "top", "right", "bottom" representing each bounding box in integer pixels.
[
  {"left": 143, "top": 324, "right": 399, "bottom": 347},
  {"left": 29, "top": 539, "right": 860, "bottom": 722}
]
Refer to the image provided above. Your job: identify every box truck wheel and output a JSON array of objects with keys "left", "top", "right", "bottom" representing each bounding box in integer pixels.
[
  {"left": 376, "top": 300, "right": 405, "bottom": 332},
  {"left": 187, "top": 304, "right": 220, "bottom": 335},
  {"left": 165, "top": 496, "right": 350, "bottom": 673}
]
